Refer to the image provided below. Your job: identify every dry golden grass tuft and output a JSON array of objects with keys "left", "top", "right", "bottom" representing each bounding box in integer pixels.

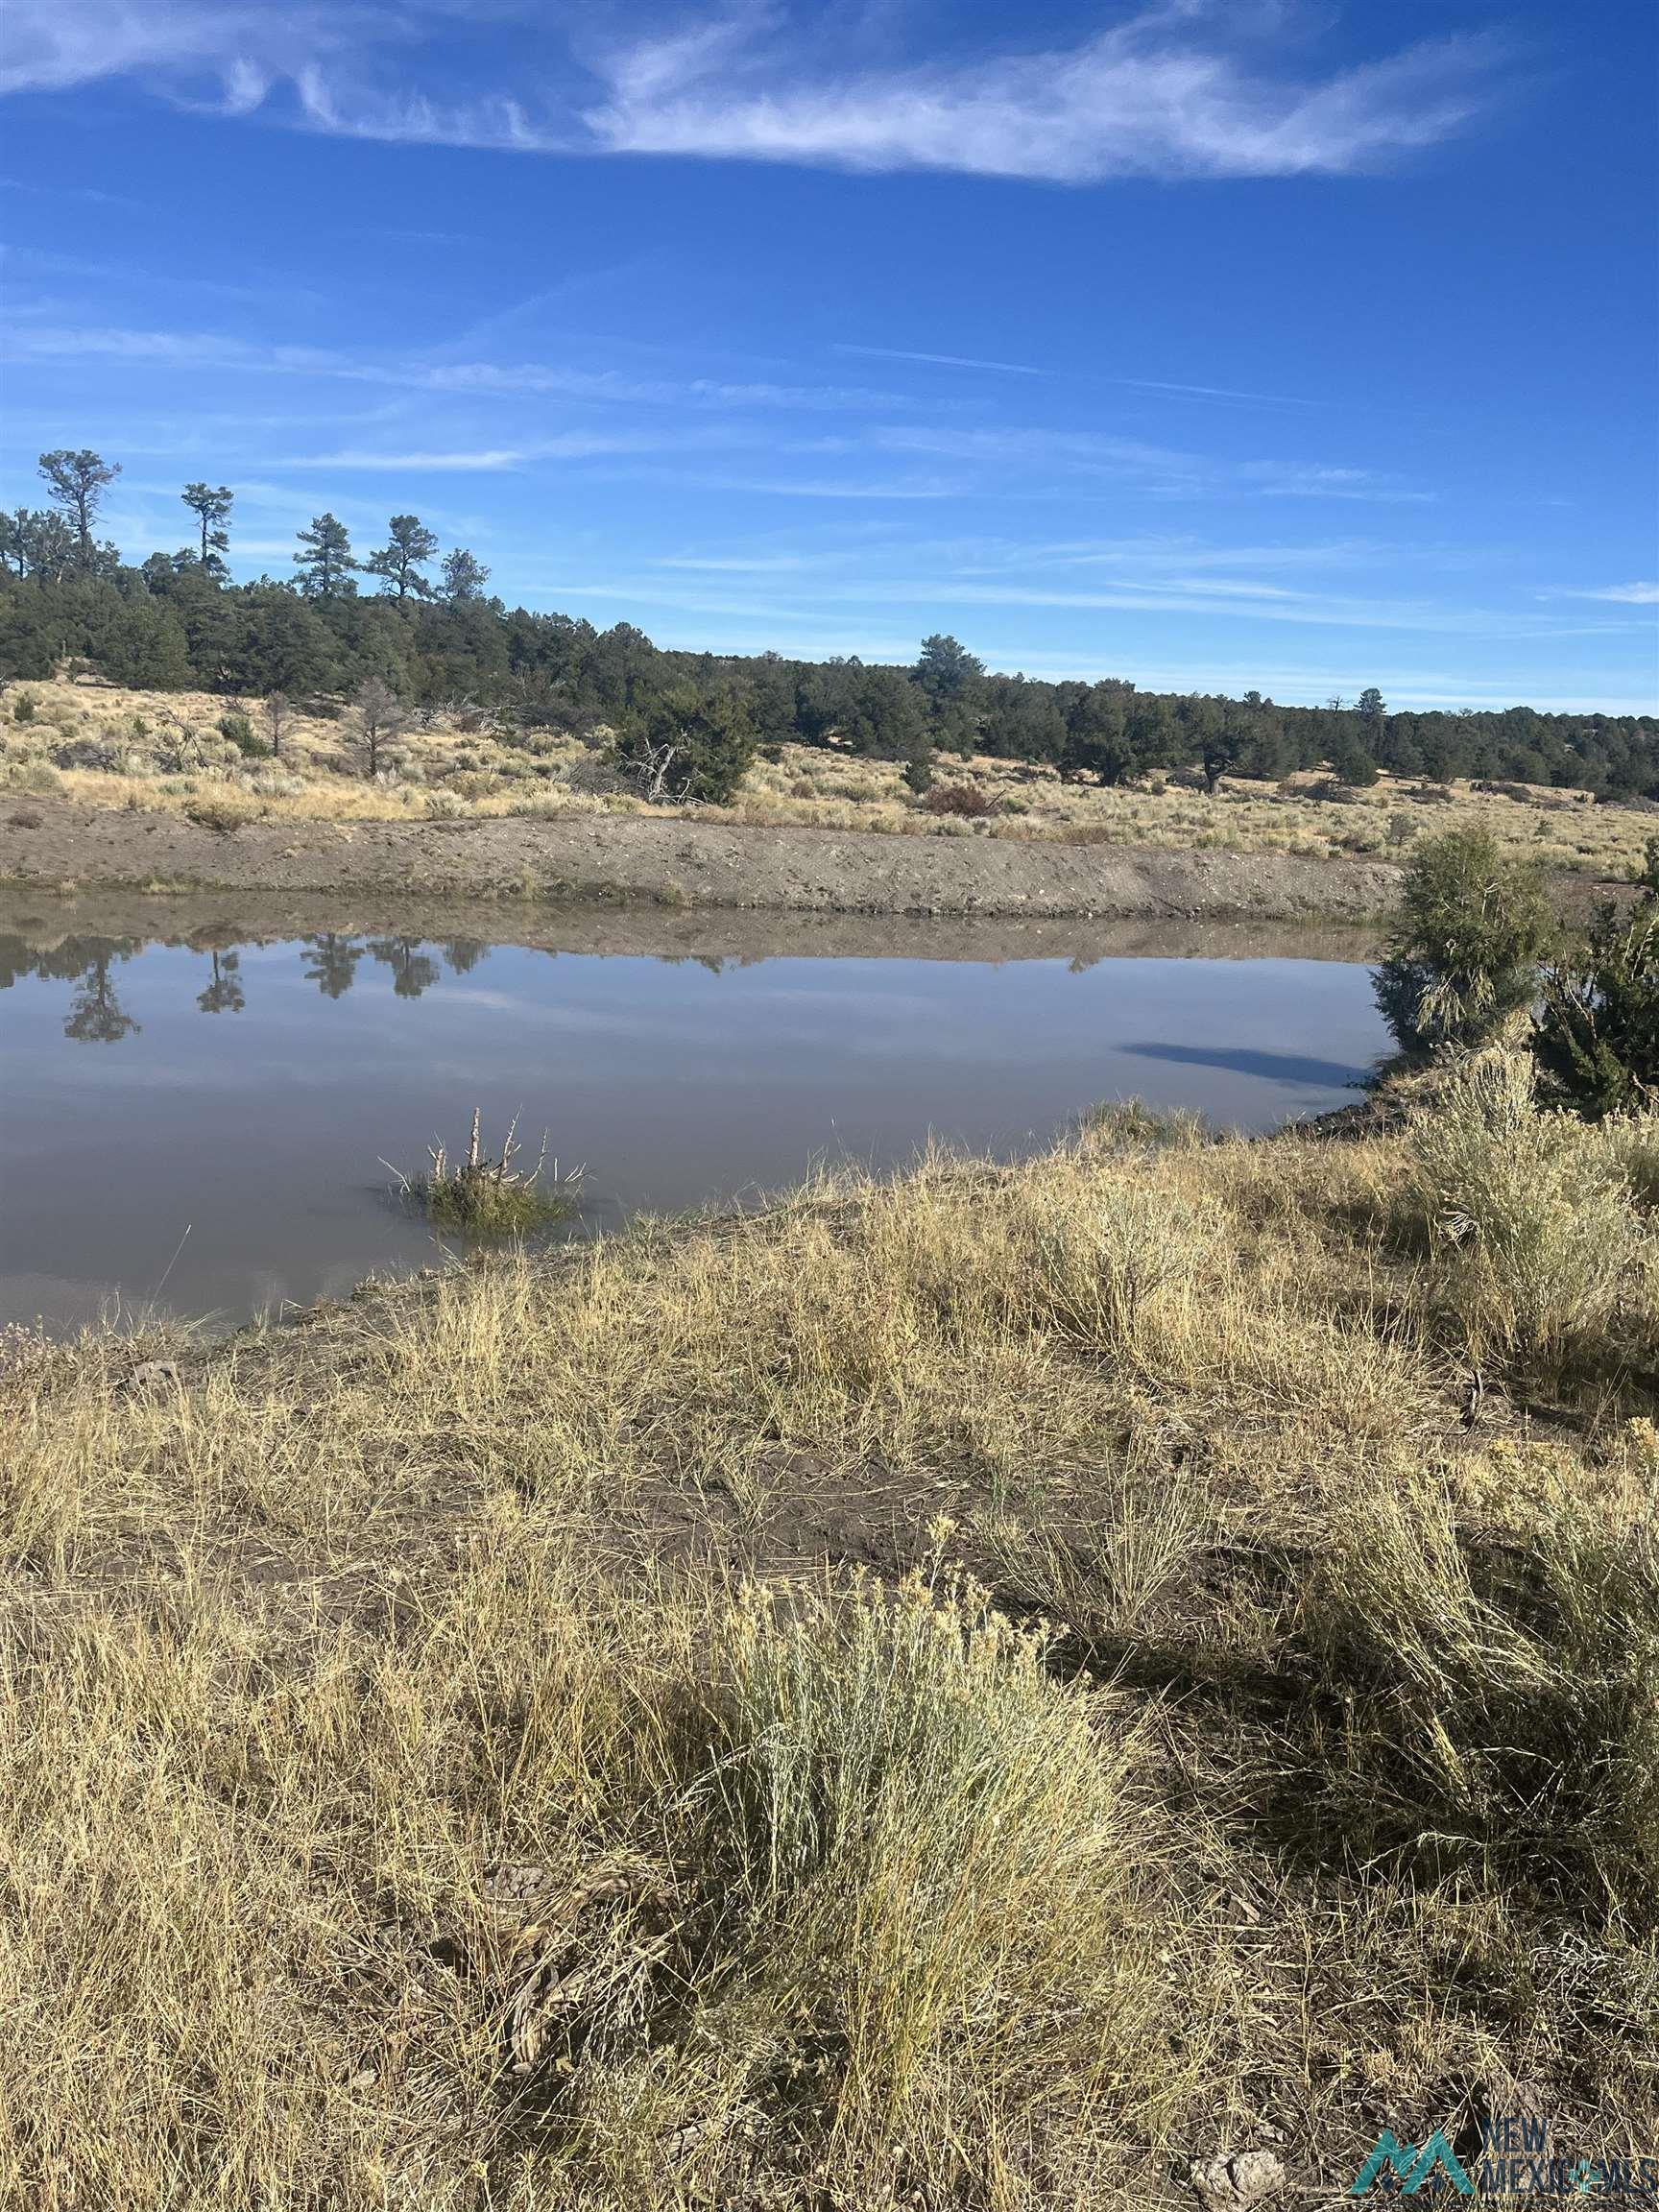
[
  {"left": 4, "top": 1065, "right": 1657, "bottom": 2203},
  {"left": 4, "top": 673, "right": 1654, "bottom": 878}
]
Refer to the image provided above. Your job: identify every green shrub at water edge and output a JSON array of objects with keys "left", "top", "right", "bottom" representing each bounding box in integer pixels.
[
  {"left": 1533, "top": 896, "right": 1659, "bottom": 1118},
  {"left": 1373, "top": 827, "right": 1556, "bottom": 1052}
]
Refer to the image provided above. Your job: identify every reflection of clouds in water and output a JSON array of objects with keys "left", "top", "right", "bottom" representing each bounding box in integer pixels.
[
  {"left": 46, "top": 1059, "right": 344, "bottom": 1097},
  {"left": 419, "top": 987, "right": 529, "bottom": 1016}
]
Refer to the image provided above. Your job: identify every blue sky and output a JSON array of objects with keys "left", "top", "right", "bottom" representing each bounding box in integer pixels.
[{"left": 2, "top": 0, "right": 1655, "bottom": 710}]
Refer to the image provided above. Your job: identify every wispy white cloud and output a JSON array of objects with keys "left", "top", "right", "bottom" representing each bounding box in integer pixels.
[
  {"left": 1104, "top": 375, "right": 1330, "bottom": 409},
  {"left": 1538, "top": 580, "right": 1659, "bottom": 606},
  {"left": 423, "top": 358, "right": 902, "bottom": 410},
  {"left": 0, "top": 1, "right": 1504, "bottom": 184},
  {"left": 528, "top": 519, "right": 1637, "bottom": 644},
  {"left": 673, "top": 472, "right": 964, "bottom": 501},
  {"left": 269, "top": 434, "right": 680, "bottom": 470},
  {"left": 546, "top": 563, "right": 1630, "bottom": 640},
  {"left": 874, "top": 423, "right": 1198, "bottom": 477},
  {"left": 835, "top": 344, "right": 1048, "bottom": 377},
  {"left": 0, "top": 241, "right": 322, "bottom": 308},
  {"left": 659, "top": 553, "right": 815, "bottom": 572},
  {"left": 273, "top": 448, "right": 542, "bottom": 471},
  {"left": 871, "top": 423, "right": 1431, "bottom": 504},
  {"left": 2, "top": 317, "right": 1442, "bottom": 519},
  {"left": 998, "top": 533, "right": 1389, "bottom": 575},
  {"left": 837, "top": 351, "right": 1349, "bottom": 412},
  {"left": 0, "top": 173, "right": 142, "bottom": 206},
  {"left": 581, "top": 12, "right": 1503, "bottom": 182},
  {"left": 972, "top": 658, "right": 1659, "bottom": 715},
  {"left": 655, "top": 532, "right": 1396, "bottom": 589},
  {"left": 1240, "top": 461, "right": 1435, "bottom": 504},
  {"left": 0, "top": 2, "right": 363, "bottom": 101},
  {"left": 0, "top": 319, "right": 907, "bottom": 413}
]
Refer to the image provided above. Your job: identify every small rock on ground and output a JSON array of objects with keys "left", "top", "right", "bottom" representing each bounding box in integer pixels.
[{"left": 1188, "top": 2148, "right": 1285, "bottom": 2209}]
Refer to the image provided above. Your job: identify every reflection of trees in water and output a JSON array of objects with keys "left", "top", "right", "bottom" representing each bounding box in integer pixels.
[
  {"left": 301, "top": 933, "right": 364, "bottom": 999},
  {"left": 196, "top": 948, "right": 245, "bottom": 1015},
  {"left": 0, "top": 930, "right": 497, "bottom": 1034},
  {"left": 0, "top": 933, "right": 139, "bottom": 989},
  {"left": 0, "top": 935, "right": 144, "bottom": 1044},
  {"left": 368, "top": 937, "right": 442, "bottom": 999},
  {"left": 301, "top": 932, "right": 483, "bottom": 1002},
  {"left": 65, "top": 951, "right": 142, "bottom": 1044}
]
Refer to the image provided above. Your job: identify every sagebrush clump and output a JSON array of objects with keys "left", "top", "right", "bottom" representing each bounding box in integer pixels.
[{"left": 1407, "top": 1049, "right": 1651, "bottom": 1370}]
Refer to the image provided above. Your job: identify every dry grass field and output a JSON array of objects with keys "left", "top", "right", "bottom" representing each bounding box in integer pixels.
[
  {"left": 4, "top": 1048, "right": 1657, "bottom": 2206},
  {"left": 3, "top": 674, "right": 1652, "bottom": 880}
]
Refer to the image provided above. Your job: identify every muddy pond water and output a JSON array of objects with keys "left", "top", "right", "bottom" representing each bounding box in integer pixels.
[{"left": 0, "top": 899, "right": 1387, "bottom": 1333}]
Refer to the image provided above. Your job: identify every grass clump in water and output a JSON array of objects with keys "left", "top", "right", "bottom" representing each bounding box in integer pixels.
[{"left": 394, "top": 1106, "right": 579, "bottom": 1235}]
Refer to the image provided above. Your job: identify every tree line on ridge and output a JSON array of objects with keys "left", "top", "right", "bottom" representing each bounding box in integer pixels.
[{"left": 4, "top": 448, "right": 1656, "bottom": 803}]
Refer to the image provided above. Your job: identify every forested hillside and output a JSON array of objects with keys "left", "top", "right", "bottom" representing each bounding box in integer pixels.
[{"left": 6, "top": 449, "right": 1657, "bottom": 799}]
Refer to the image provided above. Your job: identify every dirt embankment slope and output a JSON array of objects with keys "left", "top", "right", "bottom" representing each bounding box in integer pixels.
[{"left": 0, "top": 798, "right": 1404, "bottom": 922}]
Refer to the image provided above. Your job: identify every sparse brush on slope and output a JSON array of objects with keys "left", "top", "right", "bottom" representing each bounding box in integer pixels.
[
  {"left": 6, "top": 1086, "right": 1659, "bottom": 2202},
  {"left": 0, "top": 1539, "right": 1183, "bottom": 2207},
  {"left": 1291, "top": 1475, "right": 1659, "bottom": 1926},
  {"left": 1406, "top": 1049, "right": 1651, "bottom": 1372}
]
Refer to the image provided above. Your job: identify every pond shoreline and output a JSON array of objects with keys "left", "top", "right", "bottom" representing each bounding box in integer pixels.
[
  {"left": 0, "top": 795, "right": 1403, "bottom": 922},
  {"left": 0, "top": 901, "right": 1387, "bottom": 1334},
  {"left": 0, "top": 884, "right": 1383, "bottom": 967}
]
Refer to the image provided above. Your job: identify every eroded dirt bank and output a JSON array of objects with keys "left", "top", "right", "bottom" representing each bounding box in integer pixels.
[{"left": 0, "top": 797, "right": 1403, "bottom": 921}]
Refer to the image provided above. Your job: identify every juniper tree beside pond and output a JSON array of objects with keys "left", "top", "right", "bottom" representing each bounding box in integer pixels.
[
  {"left": 1373, "top": 828, "right": 1556, "bottom": 1052},
  {"left": 1533, "top": 892, "right": 1659, "bottom": 1117}
]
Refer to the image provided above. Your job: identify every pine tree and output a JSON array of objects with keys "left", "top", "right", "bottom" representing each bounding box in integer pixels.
[
  {"left": 1374, "top": 829, "right": 1555, "bottom": 1052},
  {"left": 365, "top": 515, "right": 440, "bottom": 599},
  {"left": 440, "top": 546, "right": 491, "bottom": 602},
  {"left": 913, "top": 633, "right": 985, "bottom": 703},
  {"left": 293, "top": 513, "right": 357, "bottom": 601},
  {"left": 181, "top": 483, "right": 234, "bottom": 579},
  {"left": 37, "top": 449, "right": 120, "bottom": 570},
  {"left": 610, "top": 683, "right": 756, "bottom": 804}
]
